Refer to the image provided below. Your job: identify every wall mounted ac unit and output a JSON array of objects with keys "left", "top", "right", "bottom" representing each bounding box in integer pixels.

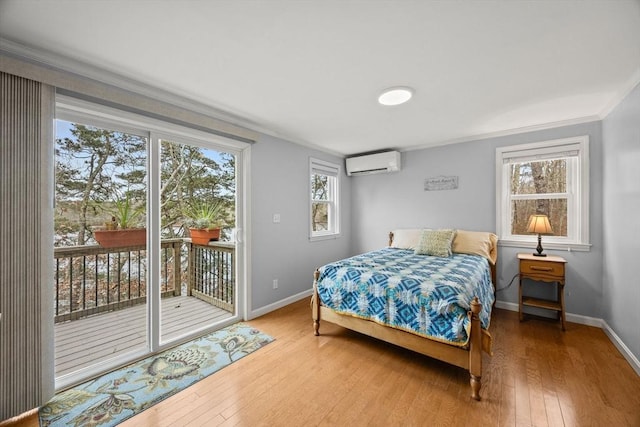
[{"left": 345, "top": 151, "right": 401, "bottom": 176}]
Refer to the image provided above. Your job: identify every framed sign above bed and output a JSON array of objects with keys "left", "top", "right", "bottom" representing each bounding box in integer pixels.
[{"left": 424, "top": 175, "right": 458, "bottom": 191}]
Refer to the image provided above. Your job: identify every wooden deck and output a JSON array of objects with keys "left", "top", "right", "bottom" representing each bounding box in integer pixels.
[{"left": 54, "top": 296, "right": 232, "bottom": 377}]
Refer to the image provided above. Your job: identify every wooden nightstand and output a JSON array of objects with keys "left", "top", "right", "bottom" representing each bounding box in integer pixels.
[{"left": 518, "top": 253, "right": 567, "bottom": 330}]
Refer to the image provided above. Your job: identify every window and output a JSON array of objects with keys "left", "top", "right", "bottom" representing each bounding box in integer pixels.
[
  {"left": 310, "top": 158, "right": 340, "bottom": 240},
  {"left": 496, "top": 136, "right": 590, "bottom": 251}
]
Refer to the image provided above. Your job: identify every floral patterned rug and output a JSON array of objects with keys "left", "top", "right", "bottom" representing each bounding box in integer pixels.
[{"left": 39, "top": 323, "right": 274, "bottom": 426}]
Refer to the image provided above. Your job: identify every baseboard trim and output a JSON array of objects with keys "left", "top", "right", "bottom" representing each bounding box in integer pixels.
[
  {"left": 250, "top": 296, "right": 640, "bottom": 377},
  {"left": 495, "top": 300, "right": 603, "bottom": 327},
  {"left": 565, "top": 312, "right": 604, "bottom": 328},
  {"left": 495, "top": 299, "right": 639, "bottom": 376},
  {"left": 247, "top": 289, "right": 313, "bottom": 320},
  {"left": 602, "top": 320, "right": 640, "bottom": 377},
  {"left": 494, "top": 300, "right": 519, "bottom": 312}
]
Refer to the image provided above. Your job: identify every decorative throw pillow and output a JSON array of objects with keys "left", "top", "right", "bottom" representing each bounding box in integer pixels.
[
  {"left": 452, "top": 230, "right": 498, "bottom": 264},
  {"left": 414, "top": 229, "right": 456, "bottom": 257}
]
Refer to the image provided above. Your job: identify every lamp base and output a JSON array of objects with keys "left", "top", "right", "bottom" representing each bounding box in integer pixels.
[{"left": 533, "top": 233, "right": 547, "bottom": 257}]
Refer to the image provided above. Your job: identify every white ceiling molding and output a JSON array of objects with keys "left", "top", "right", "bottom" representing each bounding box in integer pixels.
[
  {"left": 0, "top": 37, "right": 263, "bottom": 140},
  {"left": 598, "top": 67, "right": 640, "bottom": 119},
  {"left": 0, "top": 37, "right": 249, "bottom": 127},
  {"left": 402, "top": 116, "right": 602, "bottom": 153},
  {"left": 0, "top": 37, "right": 346, "bottom": 157}
]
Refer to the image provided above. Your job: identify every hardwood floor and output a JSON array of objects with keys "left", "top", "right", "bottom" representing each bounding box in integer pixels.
[
  {"left": 121, "top": 299, "right": 640, "bottom": 427},
  {"left": 5, "top": 298, "right": 639, "bottom": 426}
]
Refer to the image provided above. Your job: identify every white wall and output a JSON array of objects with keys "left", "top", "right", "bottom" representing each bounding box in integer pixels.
[
  {"left": 350, "top": 121, "right": 604, "bottom": 318},
  {"left": 602, "top": 82, "right": 640, "bottom": 363},
  {"left": 250, "top": 135, "right": 351, "bottom": 313}
]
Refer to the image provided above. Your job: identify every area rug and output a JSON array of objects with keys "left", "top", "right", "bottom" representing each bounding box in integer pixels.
[{"left": 39, "top": 323, "right": 274, "bottom": 426}]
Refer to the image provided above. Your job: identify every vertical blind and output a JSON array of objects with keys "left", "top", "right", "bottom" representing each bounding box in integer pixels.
[{"left": 0, "top": 71, "right": 54, "bottom": 419}]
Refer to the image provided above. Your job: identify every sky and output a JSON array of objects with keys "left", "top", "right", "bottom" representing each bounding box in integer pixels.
[{"left": 55, "top": 119, "right": 232, "bottom": 164}]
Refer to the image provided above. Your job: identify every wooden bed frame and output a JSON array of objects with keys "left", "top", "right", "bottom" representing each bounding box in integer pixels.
[{"left": 311, "top": 231, "right": 495, "bottom": 400}]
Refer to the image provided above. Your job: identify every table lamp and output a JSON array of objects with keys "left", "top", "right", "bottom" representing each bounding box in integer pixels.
[{"left": 527, "top": 214, "right": 553, "bottom": 257}]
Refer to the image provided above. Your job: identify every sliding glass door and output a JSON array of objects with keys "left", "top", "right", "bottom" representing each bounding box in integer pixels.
[{"left": 54, "top": 97, "right": 246, "bottom": 387}]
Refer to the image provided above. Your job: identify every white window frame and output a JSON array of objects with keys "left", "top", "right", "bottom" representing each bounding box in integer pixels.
[
  {"left": 309, "top": 157, "right": 340, "bottom": 241},
  {"left": 496, "top": 136, "right": 590, "bottom": 251}
]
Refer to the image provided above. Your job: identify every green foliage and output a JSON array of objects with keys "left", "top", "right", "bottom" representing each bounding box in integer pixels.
[
  {"left": 55, "top": 122, "right": 236, "bottom": 245},
  {"left": 55, "top": 122, "right": 146, "bottom": 245},
  {"left": 182, "top": 199, "right": 225, "bottom": 230},
  {"left": 160, "top": 141, "right": 235, "bottom": 238},
  {"left": 106, "top": 189, "right": 145, "bottom": 229}
]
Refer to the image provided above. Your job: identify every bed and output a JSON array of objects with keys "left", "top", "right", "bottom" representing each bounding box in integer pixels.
[{"left": 311, "top": 228, "right": 497, "bottom": 400}]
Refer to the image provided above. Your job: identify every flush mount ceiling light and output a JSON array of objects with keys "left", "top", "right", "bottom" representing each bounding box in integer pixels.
[{"left": 378, "top": 86, "right": 414, "bottom": 106}]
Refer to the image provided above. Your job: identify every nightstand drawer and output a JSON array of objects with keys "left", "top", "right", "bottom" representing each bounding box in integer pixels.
[{"left": 520, "top": 259, "right": 564, "bottom": 278}]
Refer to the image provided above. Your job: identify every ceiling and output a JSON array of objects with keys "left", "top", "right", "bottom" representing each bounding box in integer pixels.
[{"left": 1, "top": 0, "right": 639, "bottom": 156}]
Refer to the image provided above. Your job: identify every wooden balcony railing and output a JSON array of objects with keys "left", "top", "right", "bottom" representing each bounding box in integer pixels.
[
  {"left": 53, "top": 239, "right": 235, "bottom": 323},
  {"left": 188, "top": 242, "right": 235, "bottom": 312}
]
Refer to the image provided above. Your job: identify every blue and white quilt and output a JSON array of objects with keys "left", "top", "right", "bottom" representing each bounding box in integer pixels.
[{"left": 317, "top": 248, "right": 494, "bottom": 347}]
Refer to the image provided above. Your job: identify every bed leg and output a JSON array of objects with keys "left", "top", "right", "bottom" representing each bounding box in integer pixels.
[
  {"left": 470, "top": 374, "right": 481, "bottom": 401},
  {"left": 312, "top": 270, "right": 321, "bottom": 336},
  {"left": 469, "top": 297, "right": 483, "bottom": 401}
]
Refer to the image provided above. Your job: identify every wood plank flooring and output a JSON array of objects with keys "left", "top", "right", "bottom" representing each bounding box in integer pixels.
[
  {"left": 118, "top": 299, "right": 640, "bottom": 427},
  {"left": 55, "top": 296, "right": 232, "bottom": 377}
]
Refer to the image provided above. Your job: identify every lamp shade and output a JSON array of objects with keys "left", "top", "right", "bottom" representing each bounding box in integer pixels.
[{"left": 526, "top": 214, "right": 553, "bottom": 235}]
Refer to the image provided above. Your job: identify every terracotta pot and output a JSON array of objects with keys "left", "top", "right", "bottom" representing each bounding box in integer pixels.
[
  {"left": 189, "top": 228, "right": 221, "bottom": 245},
  {"left": 94, "top": 228, "right": 146, "bottom": 248}
]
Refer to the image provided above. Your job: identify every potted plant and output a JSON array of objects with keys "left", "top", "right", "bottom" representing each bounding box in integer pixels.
[
  {"left": 183, "top": 200, "right": 225, "bottom": 245},
  {"left": 94, "top": 190, "right": 146, "bottom": 248}
]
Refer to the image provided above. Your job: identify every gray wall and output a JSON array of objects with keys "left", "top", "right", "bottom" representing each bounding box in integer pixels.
[
  {"left": 602, "top": 82, "right": 640, "bottom": 362},
  {"left": 350, "top": 121, "right": 604, "bottom": 318},
  {"left": 250, "top": 135, "right": 352, "bottom": 311}
]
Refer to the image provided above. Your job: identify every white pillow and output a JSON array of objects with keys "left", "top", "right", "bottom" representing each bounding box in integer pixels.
[{"left": 389, "top": 229, "right": 423, "bottom": 250}]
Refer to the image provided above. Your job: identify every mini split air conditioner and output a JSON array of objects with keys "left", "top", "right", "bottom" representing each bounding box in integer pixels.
[{"left": 345, "top": 151, "right": 401, "bottom": 176}]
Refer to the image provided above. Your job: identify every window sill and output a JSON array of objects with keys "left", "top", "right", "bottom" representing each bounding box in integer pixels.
[
  {"left": 310, "top": 233, "right": 340, "bottom": 242},
  {"left": 498, "top": 239, "right": 591, "bottom": 252}
]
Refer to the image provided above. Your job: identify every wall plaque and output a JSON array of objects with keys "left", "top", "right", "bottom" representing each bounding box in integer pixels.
[{"left": 424, "top": 175, "right": 458, "bottom": 191}]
